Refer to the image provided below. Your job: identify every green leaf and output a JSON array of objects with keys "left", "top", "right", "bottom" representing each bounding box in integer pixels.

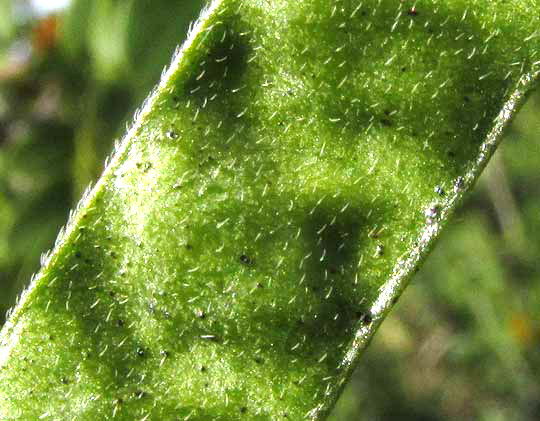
[{"left": 1, "top": 0, "right": 539, "bottom": 419}]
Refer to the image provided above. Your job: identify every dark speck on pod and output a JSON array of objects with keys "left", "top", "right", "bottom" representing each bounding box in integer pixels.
[
  {"left": 425, "top": 204, "right": 440, "bottom": 219},
  {"left": 434, "top": 185, "right": 445, "bottom": 196},
  {"left": 407, "top": 7, "right": 418, "bottom": 16},
  {"left": 239, "top": 254, "right": 252, "bottom": 265},
  {"left": 362, "top": 313, "right": 373, "bottom": 324},
  {"left": 356, "top": 311, "right": 373, "bottom": 325},
  {"left": 166, "top": 130, "right": 179, "bottom": 140},
  {"left": 454, "top": 176, "right": 465, "bottom": 192}
]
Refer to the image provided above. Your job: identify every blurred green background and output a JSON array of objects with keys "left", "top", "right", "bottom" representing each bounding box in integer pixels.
[{"left": 1, "top": 1, "right": 539, "bottom": 419}]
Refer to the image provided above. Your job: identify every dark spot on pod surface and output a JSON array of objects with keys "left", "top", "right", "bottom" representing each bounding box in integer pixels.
[
  {"left": 166, "top": 130, "right": 179, "bottom": 140},
  {"left": 136, "top": 347, "right": 145, "bottom": 357},
  {"left": 75, "top": 251, "right": 82, "bottom": 258},
  {"left": 355, "top": 311, "right": 372, "bottom": 324},
  {"left": 434, "top": 185, "right": 445, "bottom": 196},
  {"left": 425, "top": 204, "right": 440, "bottom": 219},
  {"left": 239, "top": 254, "right": 252, "bottom": 265},
  {"left": 117, "top": 319, "right": 124, "bottom": 327},
  {"left": 362, "top": 313, "right": 373, "bottom": 325},
  {"left": 240, "top": 407, "right": 248, "bottom": 414},
  {"left": 454, "top": 176, "right": 465, "bottom": 192}
]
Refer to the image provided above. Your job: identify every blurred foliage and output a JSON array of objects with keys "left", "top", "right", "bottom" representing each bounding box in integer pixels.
[{"left": 0, "top": 1, "right": 539, "bottom": 419}]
